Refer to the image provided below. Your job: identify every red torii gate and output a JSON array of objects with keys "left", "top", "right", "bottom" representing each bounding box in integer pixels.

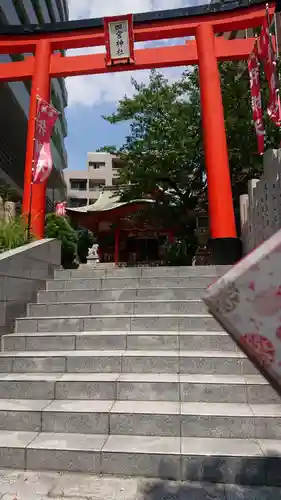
[{"left": 0, "top": 1, "right": 276, "bottom": 263}]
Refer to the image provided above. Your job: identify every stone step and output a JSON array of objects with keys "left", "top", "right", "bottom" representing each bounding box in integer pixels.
[
  {"left": 0, "top": 372, "right": 278, "bottom": 403},
  {"left": 1, "top": 470, "right": 279, "bottom": 500},
  {"left": 38, "top": 287, "right": 207, "bottom": 303},
  {"left": 15, "top": 314, "right": 221, "bottom": 333},
  {"left": 0, "top": 349, "right": 254, "bottom": 375},
  {"left": 2, "top": 331, "right": 237, "bottom": 352},
  {"left": 54, "top": 265, "right": 230, "bottom": 280},
  {"left": 46, "top": 276, "right": 216, "bottom": 291},
  {"left": 0, "top": 430, "right": 280, "bottom": 484},
  {"left": 27, "top": 300, "right": 208, "bottom": 317},
  {"left": 0, "top": 399, "right": 281, "bottom": 439}
]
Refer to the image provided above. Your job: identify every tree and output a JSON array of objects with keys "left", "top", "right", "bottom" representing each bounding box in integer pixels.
[
  {"left": 76, "top": 227, "right": 96, "bottom": 264},
  {"left": 102, "top": 63, "right": 281, "bottom": 237},
  {"left": 96, "top": 145, "right": 118, "bottom": 154},
  {"left": 45, "top": 214, "right": 78, "bottom": 269},
  {"left": 103, "top": 70, "right": 205, "bottom": 238},
  {"left": 0, "top": 180, "right": 21, "bottom": 203}
]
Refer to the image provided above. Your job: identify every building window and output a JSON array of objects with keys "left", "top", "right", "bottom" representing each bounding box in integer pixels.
[
  {"left": 89, "top": 179, "right": 105, "bottom": 191},
  {"left": 70, "top": 179, "right": 87, "bottom": 191},
  {"left": 88, "top": 162, "right": 105, "bottom": 169},
  {"left": 69, "top": 198, "right": 87, "bottom": 207},
  {"left": 45, "top": 0, "right": 55, "bottom": 22},
  {"left": 30, "top": 0, "right": 45, "bottom": 23},
  {"left": 51, "top": 88, "right": 62, "bottom": 114},
  {"left": 62, "top": 0, "right": 68, "bottom": 20},
  {"left": 12, "top": 0, "right": 29, "bottom": 23},
  {"left": 112, "top": 178, "right": 121, "bottom": 186},
  {"left": 55, "top": 0, "right": 65, "bottom": 21}
]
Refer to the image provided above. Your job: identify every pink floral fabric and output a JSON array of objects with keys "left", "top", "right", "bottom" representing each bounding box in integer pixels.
[{"left": 203, "top": 228, "right": 281, "bottom": 383}]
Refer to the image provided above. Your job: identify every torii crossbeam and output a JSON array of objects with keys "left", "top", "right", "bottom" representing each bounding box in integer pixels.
[{"left": 0, "top": 0, "right": 277, "bottom": 263}]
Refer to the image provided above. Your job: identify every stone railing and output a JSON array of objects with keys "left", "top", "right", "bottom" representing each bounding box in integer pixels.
[
  {"left": 240, "top": 149, "right": 281, "bottom": 254},
  {"left": 0, "top": 197, "right": 16, "bottom": 222},
  {"left": 0, "top": 239, "right": 61, "bottom": 336}
]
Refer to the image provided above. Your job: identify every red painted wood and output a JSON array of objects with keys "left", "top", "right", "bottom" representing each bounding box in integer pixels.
[
  {"left": 22, "top": 40, "right": 51, "bottom": 239},
  {"left": 196, "top": 23, "right": 237, "bottom": 239},
  {"left": 0, "top": 3, "right": 274, "bottom": 54}
]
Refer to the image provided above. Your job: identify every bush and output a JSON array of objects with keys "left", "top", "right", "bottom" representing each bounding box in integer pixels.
[
  {"left": 164, "top": 238, "right": 192, "bottom": 266},
  {"left": 45, "top": 214, "right": 78, "bottom": 268},
  {"left": 76, "top": 228, "right": 96, "bottom": 264},
  {"left": 0, "top": 217, "right": 30, "bottom": 252}
]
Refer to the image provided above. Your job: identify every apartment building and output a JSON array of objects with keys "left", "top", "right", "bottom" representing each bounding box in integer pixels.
[
  {"left": 0, "top": 0, "right": 69, "bottom": 208},
  {"left": 64, "top": 153, "right": 122, "bottom": 208}
]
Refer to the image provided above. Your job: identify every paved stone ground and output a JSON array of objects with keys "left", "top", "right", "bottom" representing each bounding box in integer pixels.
[{"left": 0, "top": 470, "right": 280, "bottom": 500}]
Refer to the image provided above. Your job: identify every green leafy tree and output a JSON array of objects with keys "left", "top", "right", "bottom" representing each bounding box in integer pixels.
[
  {"left": 103, "top": 70, "right": 204, "bottom": 240},
  {"left": 0, "top": 217, "right": 30, "bottom": 251},
  {"left": 96, "top": 145, "right": 118, "bottom": 154},
  {"left": 76, "top": 227, "right": 96, "bottom": 264},
  {"left": 45, "top": 214, "right": 78, "bottom": 268},
  {"left": 101, "top": 64, "right": 280, "bottom": 246},
  {"left": 0, "top": 181, "right": 21, "bottom": 203}
]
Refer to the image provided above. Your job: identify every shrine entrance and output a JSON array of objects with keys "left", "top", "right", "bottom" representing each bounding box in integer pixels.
[
  {"left": 127, "top": 236, "right": 159, "bottom": 264},
  {"left": 0, "top": 1, "right": 276, "bottom": 264}
]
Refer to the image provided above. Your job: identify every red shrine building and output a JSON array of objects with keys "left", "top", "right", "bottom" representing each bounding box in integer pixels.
[
  {"left": 67, "top": 190, "right": 210, "bottom": 265},
  {"left": 66, "top": 190, "right": 175, "bottom": 265}
]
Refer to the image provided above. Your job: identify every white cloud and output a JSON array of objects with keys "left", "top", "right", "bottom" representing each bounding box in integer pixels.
[
  {"left": 66, "top": 0, "right": 197, "bottom": 107},
  {"left": 68, "top": 0, "right": 186, "bottom": 20},
  {"left": 67, "top": 67, "right": 184, "bottom": 107}
]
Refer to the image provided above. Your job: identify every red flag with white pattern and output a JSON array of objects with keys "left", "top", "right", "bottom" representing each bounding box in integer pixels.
[
  {"left": 33, "top": 97, "right": 59, "bottom": 184},
  {"left": 259, "top": 16, "right": 281, "bottom": 126},
  {"left": 248, "top": 46, "right": 265, "bottom": 154}
]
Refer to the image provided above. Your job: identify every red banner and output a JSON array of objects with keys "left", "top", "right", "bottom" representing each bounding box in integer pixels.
[
  {"left": 33, "top": 98, "right": 59, "bottom": 184},
  {"left": 56, "top": 201, "right": 66, "bottom": 216},
  {"left": 248, "top": 47, "right": 265, "bottom": 154},
  {"left": 259, "top": 17, "right": 281, "bottom": 126}
]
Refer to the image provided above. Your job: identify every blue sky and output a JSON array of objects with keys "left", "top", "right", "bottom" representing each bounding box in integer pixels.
[
  {"left": 65, "top": 0, "right": 203, "bottom": 171},
  {"left": 65, "top": 103, "right": 130, "bottom": 169}
]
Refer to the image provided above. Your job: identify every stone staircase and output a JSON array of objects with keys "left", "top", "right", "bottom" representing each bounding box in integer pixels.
[{"left": 0, "top": 265, "right": 281, "bottom": 485}]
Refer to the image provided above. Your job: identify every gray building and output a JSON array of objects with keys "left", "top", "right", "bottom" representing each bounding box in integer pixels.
[
  {"left": 0, "top": 0, "right": 68, "bottom": 208},
  {"left": 64, "top": 152, "right": 122, "bottom": 208}
]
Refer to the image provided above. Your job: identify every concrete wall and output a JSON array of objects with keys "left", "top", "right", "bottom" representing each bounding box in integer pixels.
[
  {"left": 0, "top": 239, "right": 61, "bottom": 335},
  {"left": 240, "top": 149, "right": 281, "bottom": 254}
]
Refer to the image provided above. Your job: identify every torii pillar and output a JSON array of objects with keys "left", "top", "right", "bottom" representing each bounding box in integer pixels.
[
  {"left": 22, "top": 40, "right": 51, "bottom": 239},
  {"left": 196, "top": 23, "right": 241, "bottom": 265}
]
